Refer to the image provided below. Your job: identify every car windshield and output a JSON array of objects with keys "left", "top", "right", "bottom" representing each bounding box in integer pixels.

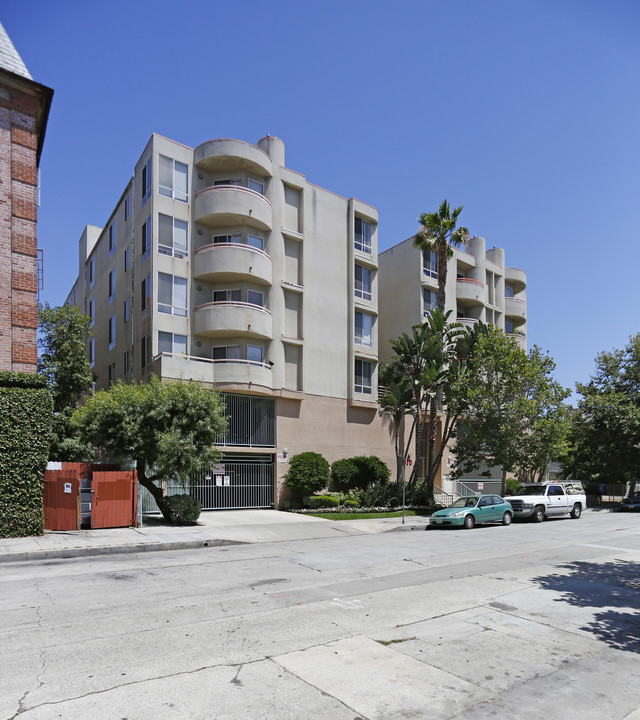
[
  {"left": 450, "top": 497, "right": 478, "bottom": 508},
  {"left": 514, "top": 486, "right": 546, "bottom": 495}
]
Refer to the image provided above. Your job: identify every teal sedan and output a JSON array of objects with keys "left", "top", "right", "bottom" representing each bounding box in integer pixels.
[{"left": 429, "top": 495, "right": 513, "bottom": 529}]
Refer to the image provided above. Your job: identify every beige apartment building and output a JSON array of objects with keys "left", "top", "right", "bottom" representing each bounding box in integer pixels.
[
  {"left": 67, "top": 134, "right": 394, "bottom": 508},
  {"left": 378, "top": 234, "right": 527, "bottom": 496},
  {"left": 378, "top": 234, "right": 527, "bottom": 364}
]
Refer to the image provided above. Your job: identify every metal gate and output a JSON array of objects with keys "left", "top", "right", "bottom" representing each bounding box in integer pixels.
[{"left": 138, "top": 455, "right": 274, "bottom": 513}]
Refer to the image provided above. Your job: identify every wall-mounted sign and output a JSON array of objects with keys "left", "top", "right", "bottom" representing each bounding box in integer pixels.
[{"left": 64, "top": 482, "right": 72, "bottom": 494}]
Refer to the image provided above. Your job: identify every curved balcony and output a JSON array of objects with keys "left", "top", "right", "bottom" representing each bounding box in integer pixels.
[
  {"left": 194, "top": 139, "right": 273, "bottom": 177},
  {"left": 194, "top": 186, "right": 272, "bottom": 232},
  {"left": 194, "top": 301, "right": 272, "bottom": 340},
  {"left": 505, "top": 267, "right": 527, "bottom": 294},
  {"left": 505, "top": 296, "right": 527, "bottom": 324},
  {"left": 211, "top": 359, "right": 273, "bottom": 389},
  {"left": 456, "top": 278, "right": 484, "bottom": 307},
  {"left": 507, "top": 332, "right": 527, "bottom": 350},
  {"left": 456, "top": 317, "right": 480, "bottom": 330},
  {"left": 150, "top": 352, "right": 272, "bottom": 389},
  {"left": 193, "top": 243, "right": 272, "bottom": 286}
]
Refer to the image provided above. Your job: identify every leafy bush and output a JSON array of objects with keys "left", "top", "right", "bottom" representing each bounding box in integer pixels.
[
  {"left": 164, "top": 494, "right": 202, "bottom": 525},
  {"left": 505, "top": 477, "right": 520, "bottom": 495},
  {"left": 331, "top": 455, "right": 390, "bottom": 492},
  {"left": 285, "top": 452, "right": 330, "bottom": 498},
  {"left": 304, "top": 494, "right": 340, "bottom": 509},
  {"left": 342, "top": 498, "right": 360, "bottom": 508},
  {"left": 358, "top": 479, "right": 399, "bottom": 507},
  {"left": 0, "top": 372, "right": 52, "bottom": 538}
]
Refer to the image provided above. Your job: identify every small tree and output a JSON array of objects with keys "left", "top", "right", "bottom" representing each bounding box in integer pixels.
[
  {"left": 72, "top": 376, "right": 227, "bottom": 523},
  {"left": 450, "top": 329, "right": 570, "bottom": 494},
  {"left": 37, "top": 302, "right": 93, "bottom": 459},
  {"left": 284, "top": 452, "right": 330, "bottom": 499},
  {"left": 563, "top": 333, "right": 640, "bottom": 495}
]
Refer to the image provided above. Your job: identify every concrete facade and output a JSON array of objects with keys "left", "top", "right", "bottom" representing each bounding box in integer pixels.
[
  {"left": 378, "top": 234, "right": 527, "bottom": 365},
  {"left": 67, "top": 134, "right": 395, "bottom": 505},
  {"left": 0, "top": 22, "right": 52, "bottom": 372}
]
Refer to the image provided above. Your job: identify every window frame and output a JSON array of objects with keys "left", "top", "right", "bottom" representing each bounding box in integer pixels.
[
  {"left": 158, "top": 155, "right": 189, "bottom": 202},
  {"left": 158, "top": 272, "right": 188, "bottom": 317},
  {"left": 354, "top": 358, "right": 373, "bottom": 395},
  {"left": 158, "top": 214, "right": 188, "bottom": 259},
  {"left": 355, "top": 311, "right": 374, "bottom": 348},
  {"left": 354, "top": 217, "right": 373, "bottom": 254},
  {"left": 355, "top": 263, "right": 372, "bottom": 301}
]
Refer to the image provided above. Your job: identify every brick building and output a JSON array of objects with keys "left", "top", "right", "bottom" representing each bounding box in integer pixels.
[{"left": 0, "top": 21, "right": 53, "bottom": 372}]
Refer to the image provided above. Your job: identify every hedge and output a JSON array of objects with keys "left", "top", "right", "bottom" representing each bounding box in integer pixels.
[{"left": 0, "top": 371, "right": 53, "bottom": 538}]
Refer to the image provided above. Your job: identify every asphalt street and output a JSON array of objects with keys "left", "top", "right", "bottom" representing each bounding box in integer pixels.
[{"left": 2, "top": 509, "right": 640, "bottom": 719}]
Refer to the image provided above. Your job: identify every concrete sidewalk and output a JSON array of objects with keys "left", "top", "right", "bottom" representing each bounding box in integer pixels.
[{"left": 0, "top": 509, "right": 429, "bottom": 563}]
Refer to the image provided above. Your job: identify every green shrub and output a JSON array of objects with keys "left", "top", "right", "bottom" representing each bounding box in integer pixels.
[
  {"left": 164, "top": 494, "right": 202, "bottom": 525},
  {"left": 285, "top": 452, "right": 330, "bottom": 498},
  {"left": 304, "top": 494, "right": 340, "bottom": 509},
  {"left": 331, "top": 455, "right": 390, "bottom": 492},
  {"left": 505, "top": 477, "right": 520, "bottom": 495},
  {"left": 342, "top": 498, "right": 360, "bottom": 508},
  {"left": 358, "top": 479, "right": 398, "bottom": 507},
  {"left": 0, "top": 372, "right": 52, "bottom": 538}
]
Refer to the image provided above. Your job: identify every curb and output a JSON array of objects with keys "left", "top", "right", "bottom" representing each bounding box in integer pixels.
[{"left": 0, "top": 537, "right": 246, "bottom": 564}]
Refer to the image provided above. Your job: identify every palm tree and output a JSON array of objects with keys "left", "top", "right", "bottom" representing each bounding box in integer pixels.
[
  {"left": 413, "top": 200, "right": 469, "bottom": 494},
  {"left": 378, "top": 377, "right": 415, "bottom": 486},
  {"left": 414, "top": 199, "right": 469, "bottom": 313}
]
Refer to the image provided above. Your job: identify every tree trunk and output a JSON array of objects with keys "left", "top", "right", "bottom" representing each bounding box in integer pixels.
[
  {"left": 136, "top": 459, "right": 175, "bottom": 522},
  {"left": 501, "top": 467, "right": 508, "bottom": 497},
  {"left": 425, "top": 394, "right": 438, "bottom": 503},
  {"left": 437, "top": 241, "right": 448, "bottom": 313}
]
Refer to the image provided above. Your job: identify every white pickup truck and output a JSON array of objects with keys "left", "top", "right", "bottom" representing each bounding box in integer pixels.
[{"left": 504, "top": 483, "right": 586, "bottom": 522}]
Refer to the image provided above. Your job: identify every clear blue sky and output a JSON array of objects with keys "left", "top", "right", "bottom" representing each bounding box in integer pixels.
[{"left": 4, "top": 0, "right": 640, "bottom": 399}]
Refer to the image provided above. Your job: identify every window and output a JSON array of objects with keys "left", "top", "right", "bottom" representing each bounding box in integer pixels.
[
  {"left": 108, "top": 315, "right": 116, "bottom": 350},
  {"left": 159, "top": 155, "right": 188, "bottom": 202},
  {"left": 73, "top": 287, "right": 77, "bottom": 304},
  {"left": 355, "top": 312, "right": 373, "bottom": 347},
  {"left": 247, "top": 345, "right": 263, "bottom": 364},
  {"left": 89, "top": 338, "right": 95, "bottom": 368},
  {"left": 423, "top": 288, "right": 437, "bottom": 316},
  {"left": 214, "top": 178, "right": 241, "bottom": 186},
  {"left": 141, "top": 157, "right": 152, "bottom": 206},
  {"left": 247, "top": 289, "right": 264, "bottom": 307},
  {"left": 123, "top": 299, "right": 129, "bottom": 323},
  {"left": 213, "top": 289, "right": 241, "bottom": 303},
  {"left": 213, "top": 234, "right": 241, "bottom": 245},
  {"left": 141, "top": 273, "right": 151, "bottom": 311},
  {"left": 89, "top": 297, "right": 95, "bottom": 327},
  {"left": 158, "top": 273, "right": 188, "bottom": 316},
  {"left": 246, "top": 234, "right": 264, "bottom": 252},
  {"left": 124, "top": 247, "right": 130, "bottom": 271},
  {"left": 213, "top": 345, "right": 241, "bottom": 362},
  {"left": 158, "top": 331, "right": 187, "bottom": 356},
  {"left": 108, "top": 223, "right": 116, "bottom": 257},
  {"left": 248, "top": 178, "right": 264, "bottom": 195},
  {"left": 108, "top": 362, "right": 116, "bottom": 385},
  {"left": 123, "top": 350, "right": 129, "bottom": 376},
  {"left": 423, "top": 249, "right": 438, "bottom": 279},
  {"left": 505, "top": 282, "right": 514, "bottom": 298},
  {"left": 355, "top": 217, "right": 372, "bottom": 254},
  {"left": 355, "top": 359, "right": 373, "bottom": 395},
  {"left": 108, "top": 269, "right": 115, "bottom": 303},
  {"left": 158, "top": 214, "right": 188, "bottom": 258},
  {"left": 89, "top": 257, "right": 95, "bottom": 288},
  {"left": 355, "top": 264, "right": 372, "bottom": 301},
  {"left": 505, "top": 320, "right": 514, "bottom": 334},
  {"left": 125, "top": 195, "right": 130, "bottom": 220},
  {"left": 141, "top": 334, "right": 151, "bottom": 367},
  {"left": 141, "top": 217, "right": 151, "bottom": 262}
]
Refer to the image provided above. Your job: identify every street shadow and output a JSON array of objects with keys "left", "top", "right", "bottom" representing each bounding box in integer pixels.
[{"left": 533, "top": 560, "right": 640, "bottom": 653}]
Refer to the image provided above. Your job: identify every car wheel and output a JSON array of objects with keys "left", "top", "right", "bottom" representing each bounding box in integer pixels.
[
  {"left": 502, "top": 511, "right": 512, "bottom": 526},
  {"left": 570, "top": 503, "right": 582, "bottom": 519},
  {"left": 463, "top": 514, "right": 475, "bottom": 530},
  {"left": 532, "top": 506, "right": 545, "bottom": 523}
]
